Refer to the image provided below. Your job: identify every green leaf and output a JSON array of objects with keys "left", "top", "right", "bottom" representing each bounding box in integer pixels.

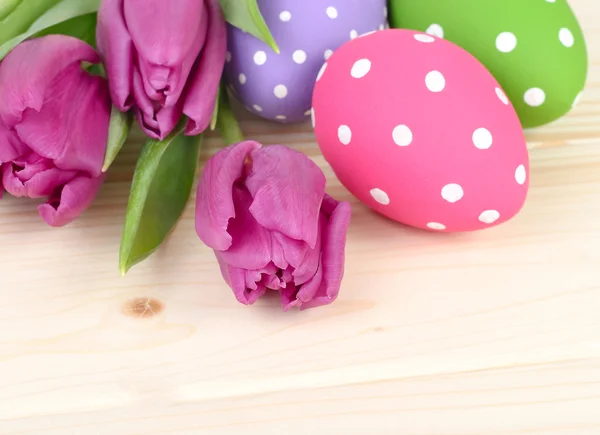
[
  {"left": 0, "top": 0, "right": 23, "bottom": 21},
  {"left": 219, "top": 0, "right": 279, "bottom": 53},
  {"left": 210, "top": 84, "right": 221, "bottom": 131},
  {"left": 119, "top": 122, "right": 202, "bottom": 275},
  {"left": 35, "top": 12, "right": 98, "bottom": 47},
  {"left": 0, "top": 0, "right": 62, "bottom": 44},
  {"left": 0, "top": 0, "right": 100, "bottom": 61},
  {"left": 217, "top": 86, "right": 244, "bottom": 145},
  {"left": 102, "top": 106, "right": 134, "bottom": 172}
]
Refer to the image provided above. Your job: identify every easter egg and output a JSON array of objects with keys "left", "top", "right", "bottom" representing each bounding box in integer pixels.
[
  {"left": 224, "top": 0, "right": 388, "bottom": 123},
  {"left": 388, "top": 0, "right": 588, "bottom": 128},
  {"left": 312, "top": 29, "right": 530, "bottom": 232}
]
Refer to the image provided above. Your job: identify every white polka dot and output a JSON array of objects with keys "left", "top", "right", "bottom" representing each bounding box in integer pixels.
[
  {"left": 495, "top": 87, "right": 509, "bottom": 105},
  {"left": 392, "top": 125, "right": 413, "bottom": 146},
  {"left": 573, "top": 91, "right": 583, "bottom": 107},
  {"left": 279, "top": 10, "right": 291, "bottom": 22},
  {"left": 496, "top": 32, "right": 517, "bottom": 53},
  {"left": 326, "top": 6, "right": 338, "bottom": 19},
  {"left": 441, "top": 183, "right": 464, "bottom": 203},
  {"left": 425, "top": 70, "right": 445, "bottom": 92},
  {"left": 515, "top": 164, "right": 527, "bottom": 185},
  {"left": 559, "top": 28, "right": 574, "bottom": 47},
  {"left": 479, "top": 210, "right": 500, "bottom": 224},
  {"left": 546, "top": 0, "right": 556, "bottom": 2},
  {"left": 253, "top": 51, "right": 267, "bottom": 65},
  {"left": 226, "top": 51, "right": 232, "bottom": 62},
  {"left": 379, "top": 24, "right": 385, "bottom": 31},
  {"left": 338, "top": 125, "right": 352, "bottom": 145},
  {"left": 427, "top": 222, "right": 446, "bottom": 230},
  {"left": 238, "top": 73, "right": 246, "bottom": 84},
  {"left": 311, "top": 108, "right": 315, "bottom": 128},
  {"left": 324, "top": 49, "right": 333, "bottom": 60},
  {"left": 253, "top": 104, "right": 262, "bottom": 112},
  {"left": 370, "top": 188, "right": 390, "bottom": 205},
  {"left": 304, "top": 109, "right": 312, "bottom": 116},
  {"left": 293, "top": 50, "right": 307, "bottom": 64},
  {"left": 384, "top": 6, "right": 388, "bottom": 17},
  {"left": 351, "top": 59, "right": 371, "bottom": 78},
  {"left": 524, "top": 87, "right": 546, "bottom": 107},
  {"left": 274, "top": 84, "right": 288, "bottom": 99},
  {"left": 472, "top": 128, "right": 493, "bottom": 150},
  {"left": 350, "top": 29, "right": 358, "bottom": 39},
  {"left": 426, "top": 24, "right": 444, "bottom": 38},
  {"left": 275, "top": 115, "right": 287, "bottom": 120},
  {"left": 317, "top": 62, "right": 327, "bottom": 81},
  {"left": 414, "top": 34, "right": 435, "bottom": 43}
]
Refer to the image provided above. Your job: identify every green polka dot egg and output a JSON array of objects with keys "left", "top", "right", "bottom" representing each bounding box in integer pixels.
[{"left": 388, "top": 0, "right": 588, "bottom": 128}]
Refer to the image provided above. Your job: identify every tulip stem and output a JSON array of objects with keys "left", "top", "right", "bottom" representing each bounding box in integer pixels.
[{"left": 216, "top": 88, "right": 244, "bottom": 146}]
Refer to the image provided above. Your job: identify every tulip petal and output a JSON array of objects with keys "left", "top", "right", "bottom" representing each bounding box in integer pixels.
[
  {"left": 273, "top": 232, "right": 309, "bottom": 270},
  {"left": 245, "top": 145, "right": 326, "bottom": 248},
  {"left": 0, "top": 121, "right": 27, "bottom": 163},
  {"left": 271, "top": 237, "right": 289, "bottom": 270},
  {"left": 195, "top": 140, "right": 260, "bottom": 251},
  {"left": 216, "top": 252, "right": 266, "bottom": 305},
  {"left": 184, "top": 0, "right": 227, "bottom": 136},
  {"left": 130, "top": 3, "right": 208, "bottom": 109},
  {"left": 216, "top": 185, "right": 272, "bottom": 270},
  {"left": 244, "top": 262, "right": 278, "bottom": 291},
  {"left": 301, "top": 199, "right": 351, "bottom": 310},
  {"left": 37, "top": 174, "right": 105, "bottom": 227},
  {"left": 294, "top": 261, "right": 324, "bottom": 309},
  {"left": 132, "top": 68, "right": 184, "bottom": 140},
  {"left": 2, "top": 157, "right": 77, "bottom": 198},
  {"left": 280, "top": 285, "right": 301, "bottom": 311},
  {"left": 96, "top": 0, "right": 134, "bottom": 110},
  {"left": 124, "top": 0, "right": 206, "bottom": 69},
  {"left": 0, "top": 35, "right": 100, "bottom": 128},
  {"left": 292, "top": 214, "right": 324, "bottom": 286},
  {"left": 12, "top": 64, "right": 110, "bottom": 177}
]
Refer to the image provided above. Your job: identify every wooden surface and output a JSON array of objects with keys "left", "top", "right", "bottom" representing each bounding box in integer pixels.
[{"left": 1, "top": 2, "right": 599, "bottom": 433}]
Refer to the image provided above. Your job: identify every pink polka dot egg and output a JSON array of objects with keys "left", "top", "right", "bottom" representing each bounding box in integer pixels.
[{"left": 312, "top": 29, "right": 530, "bottom": 232}]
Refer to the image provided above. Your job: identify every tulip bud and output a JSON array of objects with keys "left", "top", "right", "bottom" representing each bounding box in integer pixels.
[
  {"left": 0, "top": 35, "right": 111, "bottom": 226},
  {"left": 196, "top": 141, "right": 352, "bottom": 311},
  {"left": 96, "top": 0, "right": 227, "bottom": 140}
]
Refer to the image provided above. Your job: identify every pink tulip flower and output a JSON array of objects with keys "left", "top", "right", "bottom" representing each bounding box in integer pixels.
[
  {"left": 96, "top": 0, "right": 227, "bottom": 140},
  {"left": 0, "top": 35, "right": 110, "bottom": 227},
  {"left": 196, "top": 141, "right": 352, "bottom": 311}
]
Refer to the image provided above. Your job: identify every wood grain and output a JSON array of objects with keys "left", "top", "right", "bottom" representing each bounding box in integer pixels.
[{"left": 1, "top": 1, "right": 599, "bottom": 433}]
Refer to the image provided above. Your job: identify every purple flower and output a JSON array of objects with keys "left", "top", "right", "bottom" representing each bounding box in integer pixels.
[
  {"left": 96, "top": 0, "right": 227, "bottom": 140},
  {"left": 0, "top": 35, "right": 110, "bottom": 227},
  {"left": 196, "top": 141, "right": 352, "bottom": 311}
]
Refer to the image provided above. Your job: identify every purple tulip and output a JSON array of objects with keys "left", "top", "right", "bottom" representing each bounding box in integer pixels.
[
  {"left": 196, "top": 141, "right": 352, "bottom": 311},
  {"left": 0, "top": 35, "right": 110, "bottom": 227},
  {"left": 96, "top": 0, "right": 227, "bottom": 140}
]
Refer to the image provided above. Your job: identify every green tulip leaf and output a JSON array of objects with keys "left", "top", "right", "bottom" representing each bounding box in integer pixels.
[
  {"left": 219, "top": 0, "right": 279, "bottom": 53},
  {"left": 120, "top": 122, "right": 202, "bottom": 275},
  {"left": 35, "top": 11, "right": 98, "bottom": 47},
  {"left": 0, "top": 0, "right": 100, "bottom": 60},
  {"left": 0, "top": 0, "right": 23, "bottom": 21},
  {"left": 210, "top": 84, "right": 221, "bottom": 131},
  {"left": 0, "top": 0, "right": 62, "bottom": 44},
  {"left": 102, "top": 106, "right": 134, "bottom": 173},
  {"left": 218, "top": 86, "right": 244, "bottom": 145}
]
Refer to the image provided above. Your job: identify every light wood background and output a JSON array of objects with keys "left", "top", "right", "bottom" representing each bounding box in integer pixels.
[{"left": 1, "top": 1, "right": 599, "bottom": 433}]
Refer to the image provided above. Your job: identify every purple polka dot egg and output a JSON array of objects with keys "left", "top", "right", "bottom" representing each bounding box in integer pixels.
[{"left": 224, "top": 0, "right": 388, "bottom": 123}]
